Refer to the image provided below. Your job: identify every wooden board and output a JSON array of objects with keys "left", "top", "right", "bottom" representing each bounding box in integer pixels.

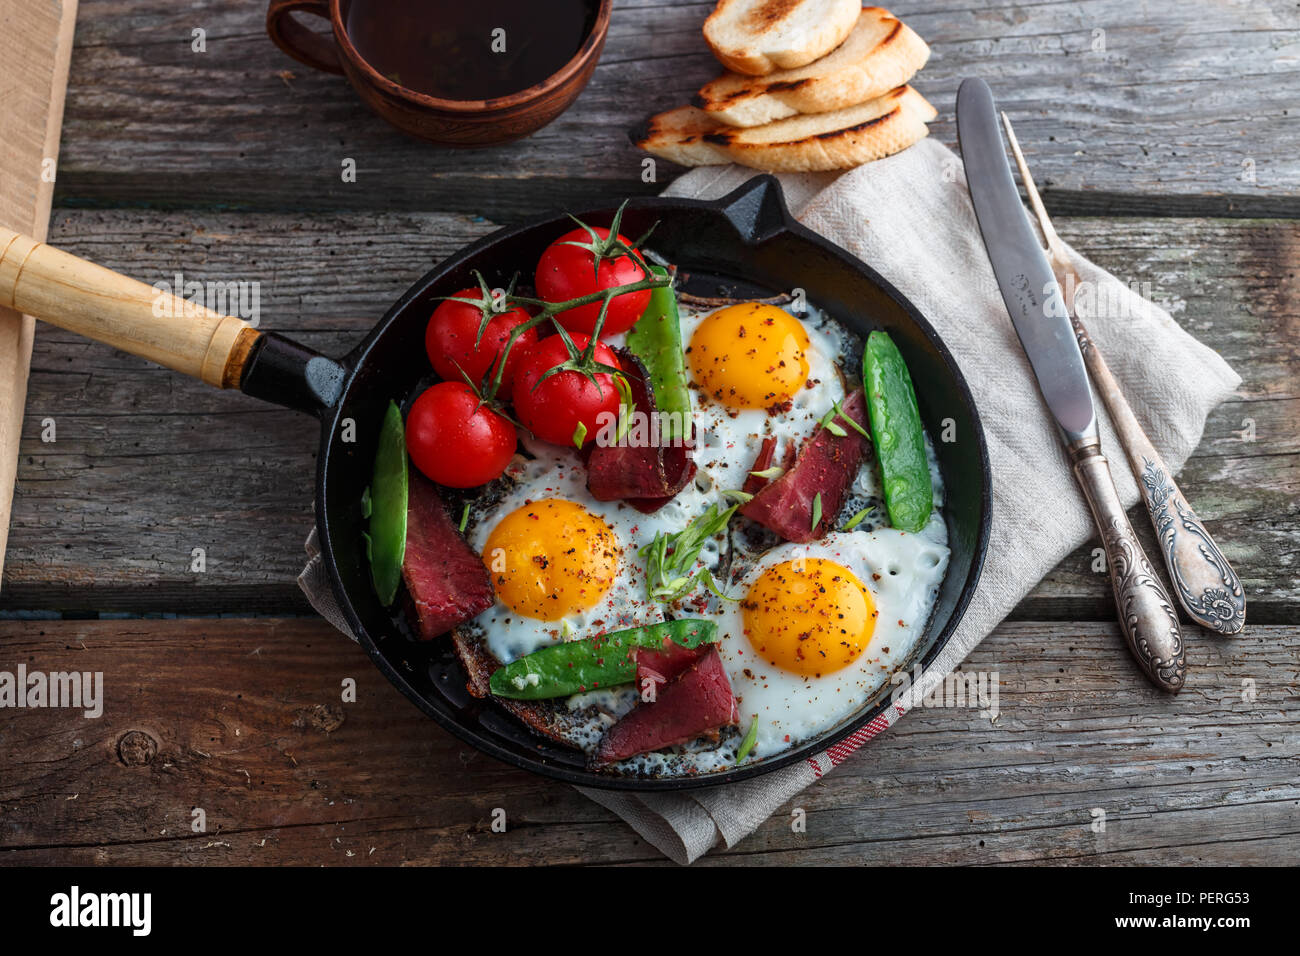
[
  {"left": 2, "top": 210, "right": 1292, "bottom": 622},
  {"left": 51, "top": 0, "right": 1300, "bottom": 219},
  {"left": 0, "top": 0, "right": 78, "bottom": 583},
  {"left": 0, "top": 618, "right": 1293, "bottom": 865}
]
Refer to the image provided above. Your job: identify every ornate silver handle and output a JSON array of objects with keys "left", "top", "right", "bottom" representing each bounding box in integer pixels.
[
  {"left": 1070, "top": 439, "right": 1187, "bottom": 693},
  {"left": 1073, "top": 318, "right": 1246, "bottom": 635}
]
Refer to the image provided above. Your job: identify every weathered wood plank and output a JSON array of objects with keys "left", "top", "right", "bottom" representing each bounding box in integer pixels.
[
  {"left": 0, "top": 618, "right": 1293, "bottom": 865},
  {"left": 52, "top": 0, "right": 1300, "bottom": 218},
  {"left": 2, "top": 210, "right": 1292, "bottom": 619}
]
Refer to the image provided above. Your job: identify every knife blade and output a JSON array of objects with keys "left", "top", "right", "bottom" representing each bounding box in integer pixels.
[
  {"left": 956, "top": 77, "right": 1187, "bottom": 693},
  {"left": 956, "top": 80, "right": 1094, "bottom": 441}
]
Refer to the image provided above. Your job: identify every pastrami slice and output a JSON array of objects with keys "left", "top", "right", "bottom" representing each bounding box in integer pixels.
[
  {"left": 593, "top": 645, "right": 739, "bottom": 766},
  {"left": 740, "top": 388, "right": 870, "bottom": 543},
  {"left": 401, "top": 473, "right": 493, "bottom": 639},
  {"left": 586, "top": 349, "right": 696, "bottom": 513},
  {"left": 634, "top": 639, "right": 709, "bottom": 691}
]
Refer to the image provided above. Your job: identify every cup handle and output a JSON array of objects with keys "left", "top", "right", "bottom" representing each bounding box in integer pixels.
[{"left": 266, "top": 0, "right": 343, "bottom": 75}]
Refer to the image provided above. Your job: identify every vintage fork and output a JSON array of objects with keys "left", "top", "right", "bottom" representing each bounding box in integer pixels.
[{"left": 1000, "top": 113, "right": 1246, "bottom": 635}]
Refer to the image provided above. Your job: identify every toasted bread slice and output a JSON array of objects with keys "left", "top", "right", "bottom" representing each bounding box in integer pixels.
[
  {"left": 696, "top": 7, "right": 930, "bottom": 127},
  {"left": 451, "top": 628, "right": 590, "bottom": 750},
  {"left": 703, "top": 0, "right": 863, "bottom": 75},
  {"left": 634, "top": 85, "right": 937, "bottom": 172}
]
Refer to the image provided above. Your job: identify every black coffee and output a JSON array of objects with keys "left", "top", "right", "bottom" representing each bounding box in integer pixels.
[{"left": 345, "top": 0, "right": 594, "bottom": 100}]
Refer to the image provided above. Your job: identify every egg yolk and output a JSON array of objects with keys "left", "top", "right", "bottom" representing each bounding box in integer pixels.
[
  {"left": 482, "top": 498, "right": 619, "bottom": 621},
  {"left": 741, "top": 558, "right": 876, "bottom": 676},
  {"left": 688, "top": 303, "right": 811, "bottom": 411}
]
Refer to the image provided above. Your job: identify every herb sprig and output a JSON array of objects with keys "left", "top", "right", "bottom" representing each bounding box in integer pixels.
[
  {"left": 736, "top": 719, "right": 759, "bottom": 763},
  {"left": 638, "top": 492, "right": 751, "bottom": 603},
  {"left": 818, "top": 397, "right": 870, "bottom": 439}
]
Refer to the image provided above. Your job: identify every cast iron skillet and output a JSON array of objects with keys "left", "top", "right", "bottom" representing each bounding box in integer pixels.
[{"left": 0, "top": 176, "right": 991, "bottom": 790}]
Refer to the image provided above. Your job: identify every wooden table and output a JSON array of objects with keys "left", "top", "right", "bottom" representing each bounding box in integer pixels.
[{"left": 1, "top": 0, "right": 1296, "bottom": 865}]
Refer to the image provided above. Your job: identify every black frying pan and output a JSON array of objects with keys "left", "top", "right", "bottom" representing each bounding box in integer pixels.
[{"left": 0, "top": 176, "right": 991, "bottom": 791}]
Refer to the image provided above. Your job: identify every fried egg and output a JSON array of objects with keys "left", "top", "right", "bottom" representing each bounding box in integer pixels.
[
  {"left": 712, "top": 523, "right": 949, "bottom": 761},
  {"left": 467, "top": 445, "right": 668, "bottom": 664},
  {"left": 678, "top": 301, "right": 851, "bottom": 490}
]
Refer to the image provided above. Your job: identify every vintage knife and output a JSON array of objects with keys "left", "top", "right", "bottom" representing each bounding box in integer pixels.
[
  {"left": 956, "top": 77, "right": 1186, "bottom": 693},
  {"left": 999, "top": 113, "right": 1246, "bottom": 635}
]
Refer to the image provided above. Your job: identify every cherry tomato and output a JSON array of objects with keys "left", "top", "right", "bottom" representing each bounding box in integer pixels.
[
  {"left": 405, "top": 382, "right": 516, "bottom": 488},
  {"left": 512, "top": 334, "right": 623, "bottom": 448},
  {"left": 535, "top": 227, "right": 650, "bottom": 337},
  {"left": 425, "top": 290, "right": 538, "bottom": 391}
]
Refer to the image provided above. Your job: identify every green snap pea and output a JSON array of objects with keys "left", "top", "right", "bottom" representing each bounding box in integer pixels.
[
  {"left": 489, "top": 619, "right": 717, "bottom": 700},
  {"left": 862, "top": 331, "right": 933, "bottom": 534},
  {"left": 625, "top": 265, "right": 691, "bottom": 441},
  {"left": 367, "top": 400, "right": 408, "bottom": 606}
]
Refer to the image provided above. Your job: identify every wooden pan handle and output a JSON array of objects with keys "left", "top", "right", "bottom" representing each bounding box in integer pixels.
[{"left": 0, "top": 227, "right": 261, "bottom": 389}]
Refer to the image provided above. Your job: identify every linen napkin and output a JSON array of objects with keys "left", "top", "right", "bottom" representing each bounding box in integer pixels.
[{"left": 298, "top": 138, "right": 1240, "bottom": 864}]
